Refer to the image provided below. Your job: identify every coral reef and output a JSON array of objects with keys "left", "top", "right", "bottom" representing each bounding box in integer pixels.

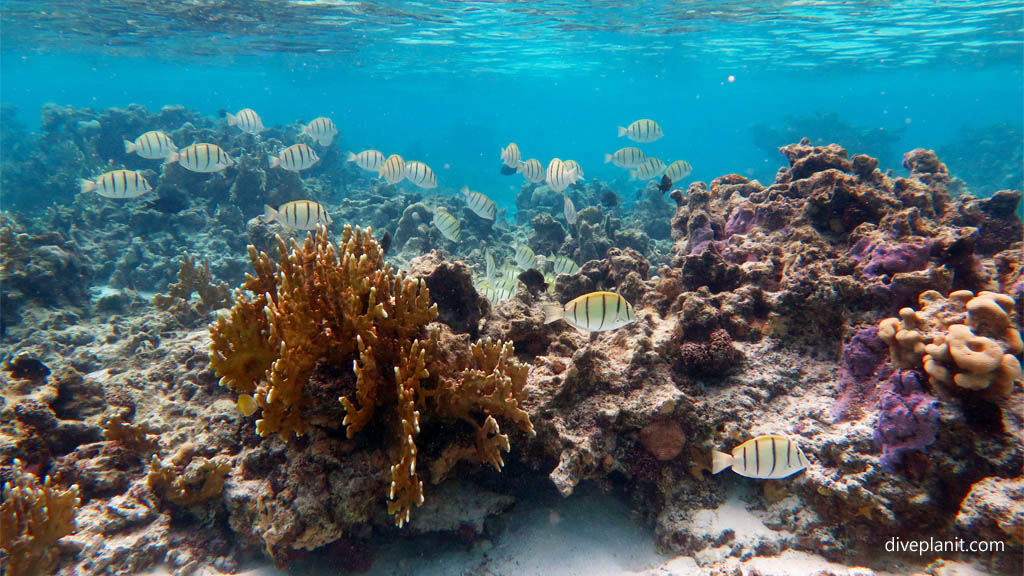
[
  {"left": 152, "top": 253, "right": 231, "bottom": 315},
  {"left": 872, "top": 370, "right": 939, "bottom": 472},
  {"left": 147, "top": 452, "right": 231, "bottom": 507},
  {"left": 0, "top": 459, "right": 81, "bottom": 576}
]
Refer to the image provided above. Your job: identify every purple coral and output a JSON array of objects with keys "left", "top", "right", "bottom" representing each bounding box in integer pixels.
[
  {"left": 862, "top": 241, "right": 931, "bottom": 277},
  {"left": 724, "top": 206, "right": 756, "bottom": 237},
  {"left": 874, "top": 370, "right": 939, "bottom": 472},
  {"left": 831, "top": 326, "right": 891, "bottom": 420}
]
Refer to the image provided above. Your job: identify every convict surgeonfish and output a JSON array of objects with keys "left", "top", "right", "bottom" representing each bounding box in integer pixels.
[
  {"left": 405, "top": 160, "right": 437, "bottom": 189},
  {"left": 604, "top": 147, "right": 646, "bottom": 168},
  {"left": 546, "top": 158, "right": 579, "bottom": 193},
  {"left": 123, "top": 130, "right": 177, "bottom": 160},
  {"left": 665, "top": 159, "right": 693, "bottom": 182},
  {"left": 348, "top": 149, "right": 386, "bottom": 172},
  {"left": 517, "top": 158, "right": 545, "bottom": 183},
  {"left": 461, "top": 186, "right": 496, "bottom": 220},
  {"left": 618, "top": 118, "right": 663, "bottom": 143},
  {"left": 548, "top": 254, "right": 580, "bottom": 276},
  {"left": 712, "top": 434, "right": 807, "bottom": 480},
  {"left": 485, "top": 251, "right": 497, "bottom": 283},
  {"left": 563, "top": 194, "right": 578, "bottom": 226},
  {"left": 270, "top": 143, "right": 320, "bottom": 172},
  {"left": 226, "top": 108, "right": 264, "bottom": 135},
  {"left": 543, "top": 291, "right": 636, "bottom": 334},
  {"left": 379, "top": 154, "right": 406, "bottom": 184},
  {"left": 631, "top": 157, "right": 667, "bottom": 180},
  {"left": 479, "top": 277, "right": 518, "bottom": 304},
  {"left": 264, "top": 200, "right": 333, "bottom": 230},
  {"left": 563, "top": 159, "right": 584, "bottom": 181},
  {"left": 432, "top": 209, "right": 460, "bottom": 241},
  {"left": 165, "top": 143, "right": 234, "bottom": 173},
  {"left": 515, "top": 244, "right": 538, "bottom": 270},
  {"left": 302, "top": 117, "right": 339, "bottom": 146},
  {"left": 80, "top": 169, "right": 152, "bottom": 199},
  {"left": 501, "top": 142, "right": 521, "bottom": 168}
]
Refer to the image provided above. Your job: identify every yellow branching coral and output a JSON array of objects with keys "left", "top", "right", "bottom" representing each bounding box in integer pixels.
[
  {"left": 209, "top": 225, "right": 533, "bottom": 528},
  {"left": 154, "top": 252, "right": 231, "bottom": 313},
  {"left": 1, "top": 459, "right": 80, "bottom": 576},
  {"left": 147, "top": 455, "right": 231, "bottom": 506},
  {"left": 879, "top": 290, "right": 1022, "bottom": 397}
]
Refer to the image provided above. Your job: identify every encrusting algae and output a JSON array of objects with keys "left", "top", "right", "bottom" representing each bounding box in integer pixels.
[{"left": 209, "top": 225, "right": 533, "bottom": 527}]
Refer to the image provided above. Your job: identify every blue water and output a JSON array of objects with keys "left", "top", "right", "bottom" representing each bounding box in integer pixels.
[{"left": 2, "top": 1, "right": 1022, "bottom": 208}]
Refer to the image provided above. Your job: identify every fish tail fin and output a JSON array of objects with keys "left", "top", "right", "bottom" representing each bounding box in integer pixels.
[
  {"left": 163, "top": 152, "right": 179, "bottom": 166},
  {"left": 80, "top": 179, "right": 97, "bottom": 194},
  {"left": 269, "top": 156, "right": 280, "bottom": 169},
  {"left": 711, "top": 450, "right": 733, "bottom": 475},
  {"left": 603, "top": 153, "right": 613, "bottom": 164},
  {"left": 263, "top": 204, "right": 278, "bottom": 223},
  {"left": 123, "top": 139, "right": 136, "bottom": 154},
  {"left": 347, "top": 151, "right": 356, "bottom": 162},
  {"left": 542, "top": 303, "right": 564, "bottom": 325},
  {"left": 617, "top": 126, "right": 627, "bottom": 137},
  {"left": 226, "top": 112, "right": 237, "bottom": 126}
]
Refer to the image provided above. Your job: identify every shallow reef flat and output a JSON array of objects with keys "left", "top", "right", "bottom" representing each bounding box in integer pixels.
[{"left": 1, "top": 104, "right": 1022, "bottom": 576}]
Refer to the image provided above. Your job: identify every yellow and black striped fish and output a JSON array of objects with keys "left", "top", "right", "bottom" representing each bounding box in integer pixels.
[
  {"left": 548, "top": 254, "right": 580, "bottom": 276},
  {"left": 563, "top": 194, "right": 577, "bottom": 226},
  {"left": 543, "top": 291, "right": 636, "bottom": 333},
  {"left": 604, "top": 147, "right": 646, "bottom": 168},
  {"left": 432, "top": 209, "right": 460, "bottom": 241},
  {"left": 80, "top": 170, "right": 152, "bottom": 199},
  {"left": 630, "top": 157, "right": 667, "bottom": 180},
  {"left": 461, "top": 186, "right": 496, "bottom": 220},
  {"left": 618, "top": 119, "right": 663, "bottom": 143},
  {"left": 165, "top": 143, "right": 234, "bottom": 173},
  {"left": 270, "top": 143, "right": 320, "bottom": 172},
  {"left": 712, "top": 434, "right": 807, "bottom": 479},
  {"left": 226, "top": 108, "right": 264, "bottom": 135},
  {"left": 514, "top": 244, "right": 538, "bottom": 270},
  {"left": 517, "top": 158, "right": 545, "bottom": 183},
  {"left": 302, "top": 117, "right": 339, "bottom": 146},
  {"left": 546, "top": 158, "right": 579, "bottom": 193},
  {"left": 379, "top": 154, "right": 406, "bottom": 184},
  {"left": 264, "top": 200, "right": 333, "bottom": 231},
  {"left": 665, "top": 159, "right": 693, "bottom": 182},
  {"left": 501, "top": 142, "right": 521, "bottom": 168},
  {"left": 124, "top": 131, "right": 177, "bottom": 160},
  {"left": 405, "top": 161, "right": 438, "bottom": 189},
  {"left": 348, "top": 150, "right": 385, "bottom": 172},
  {"left": 563, "top": 159, "right": 584, "bottom": 180}
]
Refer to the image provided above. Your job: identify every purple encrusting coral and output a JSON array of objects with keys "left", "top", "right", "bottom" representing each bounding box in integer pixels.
[
  {"left": 873, "top": 370, "right": 939, "bottom": 472},
  {"left": 724, "top": 206, "right": 756, "bottom": 237},
  {"left": 831, "top": 326, "right": 891, "bottom": 420},
  {"left": 861, "top": 241, "right": 932, "bottom": 277}
]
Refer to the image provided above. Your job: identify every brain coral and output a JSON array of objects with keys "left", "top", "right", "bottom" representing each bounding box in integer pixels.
[
  {"left": 878, "top": 290, "right": 1022, "bottom": 397},
  {"left": 209, "top": 226, "right": 533, "bottom": 527}
]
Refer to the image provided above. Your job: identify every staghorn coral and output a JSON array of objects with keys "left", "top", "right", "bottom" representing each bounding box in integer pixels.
[
  {"left": 210, "top": 225, "right": 532, "bottom": 529},
  {"left": 0, "top": 459, "right": 81, "bottom": 576},
  {"left": 878, "top": 289, "right": 1022, "bottom": 397}
]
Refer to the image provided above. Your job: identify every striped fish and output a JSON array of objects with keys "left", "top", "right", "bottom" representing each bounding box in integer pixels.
[
  {"left": 604, "top": 147, "right": 646, "bottom": 168},
  {"left": 548, "top": 254, "right": 580, "bottom": 276},
  {"left": 563, "top": 194, "right": 577, "bottom": 226},
  {"left": 432, "top": 209, "right": 460, "bottom": 241},
  {"left": 264, "top": 200, "right": 333, "bottom": 231},
  {"left": 618, "top": 118, "right": 663, "bottom": 143},
  {"left": 517, "top": 158, "right": 545, "bottom": 183},
  {"left": 480, "top": 277, "right": 518, "bottom": 303},
  {"left": 514, "top": 244, "right": 538, "bottom": 270},
  {"left": 711, "top": 434, "right": 807, "bottom": 479},
  {"left": 302, "top": 117, "right": 339, "bottom": 146},
  {"left": 545, "top": 158, "right": 579, "bottom": 193},
  {"left": 379, "top": 154, "right": 406, "bottom": 184},
  {"left": 543, "top": 291, "right": 636, "bottom": 334},
  {"left": 665, "top": 160, "right": 693, "bottom": 182},
  {"left": 80, "top": 170, "right": 152, "bottom": 199},
  {"left": 165, "top": 143, "right": 234, "bottom": 173},
  {"left": 226, "top": 108, "right": 264, "bottom": 135},
  {"left": 348, "top": 150, "right": 386, "bottom": 172},
  {"left": 485, "top": 251, "right": 496, "bottom": 283},
  {"left": 461, "top": 186, "right": 496, "bottom": 220},
  {"left": 123, "top": 131, "right": 177, "bottom": 160},
  {"left": 501, "top": 142, "right": 521, "bottom": 168},
  {"left": 270, "top": 143, "right": 320, "bottom": 172},
  {"left": 405, "top": 160, "right": 437, "bottom": 189},
  {"left": 631, "top": 157, "right": 667, "bottom": 180},
  {"left": 563, "top": 159, "right": 584, "bottom": 180}
]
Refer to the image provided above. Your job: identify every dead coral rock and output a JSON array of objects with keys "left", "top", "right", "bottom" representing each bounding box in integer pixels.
[
  {"left": 393, "top": 202, "right": 434, "bottom": 250},
  {"left": 678, "top": 328, "right": 743, "bottom": 377},
  {"left": 778, "top": 140, "right": 854, "bottom": 183},
  {"left": 558, "top": 247, "right": 650, "bottom": 304},
  {"left": 408, "top": 250, "right": 487, "bottom": 336},
  {"left": 955, "top": 476, "right": 1024, "bottom": 546}
]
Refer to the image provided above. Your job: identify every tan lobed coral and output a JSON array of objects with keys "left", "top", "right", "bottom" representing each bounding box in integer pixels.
[
  {"left": 147, "top": 453, "right": 231, "bottom": 507},
  {"left": 878, "top": 289, "right": 1022, "bottom": 397},
  {"left": 0, "top": 459, "right": 81, "bottom": 576},
  {"left": 210, "top": 225, "right": 532, "bottom": 528}
]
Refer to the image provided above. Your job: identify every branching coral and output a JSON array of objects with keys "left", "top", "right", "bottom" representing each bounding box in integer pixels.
[
  {"left": 102, "top": 414, "right": 160, "bottom": 453},
  {"left": 154, "top": 252, "right": 231, "bottom": 313},
  {"left": 878, "top": 290, "right": 1022, "bottom": 397},
  {"left": 210, "top": 226, "right": 533, "bottom": 528},
  {"left": 147, "top": 454, "right": 231, "bottom": 506},
  {"left": 0, "top": 459, "right": 81, "bottom": 576}
]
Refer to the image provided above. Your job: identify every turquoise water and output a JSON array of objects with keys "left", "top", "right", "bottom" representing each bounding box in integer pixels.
[{"left": 2, "top": 1, "right": 1022, "bottom": 206}]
